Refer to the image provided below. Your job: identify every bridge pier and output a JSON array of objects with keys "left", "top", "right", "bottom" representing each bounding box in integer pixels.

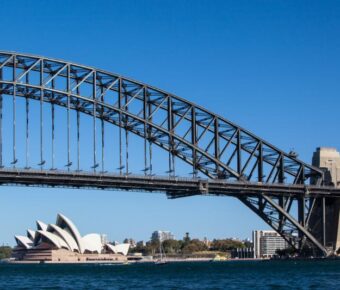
[
  {"left": 310, "top": 147, "right": 340, "bottom": 253},
  {"left": 309, "top": 198, "right": 340, "bottom": 253}
]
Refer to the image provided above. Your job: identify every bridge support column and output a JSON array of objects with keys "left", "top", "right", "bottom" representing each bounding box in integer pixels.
[
  {"left": 309, "top": 198, "right": 340, "bottom": 253},
  {"left": 298, "top": 197, "right": 306, "bottom": 249},
  {"left": 310, "top": 147, "right": 340, "bottom": 253}
]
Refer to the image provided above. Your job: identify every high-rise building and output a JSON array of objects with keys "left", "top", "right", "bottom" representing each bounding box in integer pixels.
[
  {"left": 253, "top": 230, "right": 287, "bottom": 258},
  {"left": 151, "top": 230, "right": 175, "bottom": 242}
]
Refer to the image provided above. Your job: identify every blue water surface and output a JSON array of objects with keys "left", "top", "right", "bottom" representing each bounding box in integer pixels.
[{"left": 0, "top": 260, "right": 339, "bottom": 289}]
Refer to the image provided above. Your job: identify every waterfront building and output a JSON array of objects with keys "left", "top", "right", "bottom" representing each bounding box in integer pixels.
[
  {"left": 12, "top": 213, "right": 130, "bottom": 263},
  {"left": 253, "top": 230, "right": 287, "bottom": 258},
  {"left": 151, "top": 230, "right": 175, "bottom": 242}
]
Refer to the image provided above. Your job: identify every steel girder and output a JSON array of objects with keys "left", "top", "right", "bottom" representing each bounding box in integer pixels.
[{"left": 0, "top": 51, "right": 329, "bottom": 255}]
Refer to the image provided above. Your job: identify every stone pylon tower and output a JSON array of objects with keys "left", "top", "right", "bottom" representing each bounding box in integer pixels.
[
  {"left": 310, "top": 147, "right": 340, "bottom": 253},
  {"left": 312, "top": 147, "right": 340, "bottom": 187}
]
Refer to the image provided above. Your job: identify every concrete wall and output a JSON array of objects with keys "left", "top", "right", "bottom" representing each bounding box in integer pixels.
[{"left": 51, "top": 249, "right": 127, "bottom": 262}]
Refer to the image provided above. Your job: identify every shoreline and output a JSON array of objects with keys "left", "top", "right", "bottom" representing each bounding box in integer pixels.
[
  {"left": 3, "top": 257, "right": 265, "bottom": 265},
  {"left": 3, "top": 256, "right": 338, "bottom": 265}
]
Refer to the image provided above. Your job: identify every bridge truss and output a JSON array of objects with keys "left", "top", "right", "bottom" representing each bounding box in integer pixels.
[{"left": 0, "top": 51, "right": 337, "bottom": 256}]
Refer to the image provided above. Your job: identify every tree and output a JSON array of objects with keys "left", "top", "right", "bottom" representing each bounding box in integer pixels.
[
  {"left": 144, "top": 240, "right": 159, "bottom": 255},
  {"left": 183, "top": 232, "right": 191, "bottom": 242},
  {"left": 0, "top": 246, "right": 12, "bottom": 259},
  {"left": 210, "top": 239, "right": 245, "bottom": 252},
  {"left": 243, "top": 240, "right": 253, "bottom": 248},
  {"left": 182, "top": 239, "right": 208, "bottom": 254},
  {"left": 163, "top": 239, "right": 181, "bottom": 254},
  {"left": 129, "top": 241, "right": 146, "bottom": 254}
]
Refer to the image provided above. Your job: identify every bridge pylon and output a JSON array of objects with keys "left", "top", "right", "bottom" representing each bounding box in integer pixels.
[{"left": 309, "top": 147, "right": 340, "bottom": 254}]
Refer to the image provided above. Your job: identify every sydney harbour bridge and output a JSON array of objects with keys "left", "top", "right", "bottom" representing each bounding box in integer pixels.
[{"left": 0, "top": 51, "right": 339, "bottom": 257}]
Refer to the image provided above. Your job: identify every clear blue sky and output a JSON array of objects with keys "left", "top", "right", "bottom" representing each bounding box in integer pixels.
[{"left": 0, "top": 0, "right": 339, "bottom": 245}]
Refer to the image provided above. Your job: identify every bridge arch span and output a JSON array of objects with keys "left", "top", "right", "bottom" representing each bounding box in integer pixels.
[{"left": 0, "top": 51, "right": 330, "bottom": 256}]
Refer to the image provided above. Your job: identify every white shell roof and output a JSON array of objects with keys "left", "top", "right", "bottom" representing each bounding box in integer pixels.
[
  {"left": 56, "top": 213, "right": 84, "bottom": 253},
  {"left": 106, "top": 243, "right": 130, "bottom": 256},
  {"left": 26, "top": 229, "right": 36, "bottom": 240},
  {"left": 36, "top": 220, "right": 48, "bottom": 231},
  {"left": 36, "top": 230, "right": 69, "bottom": 250},
  {"left": 47, "top": 224, "right": 80, "bottom": 252},
  {"left": 82, "top": 234, "right": 103, "bottom": 254},
  {"left": 15, "top": 235, "right": 33, "bottom": 249},
  {"left": 15, "top": 213, "right": 128, "bottom": 256}
]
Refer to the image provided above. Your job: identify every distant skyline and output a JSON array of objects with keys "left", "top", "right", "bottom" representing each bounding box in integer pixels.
[{"left": 0, "top": 0, "right": 339, "bottom": 246}]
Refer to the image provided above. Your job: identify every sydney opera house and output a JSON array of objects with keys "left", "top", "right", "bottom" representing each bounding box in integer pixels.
[{"left": 12, "top": 214, "right": 130, "bottom": 263}]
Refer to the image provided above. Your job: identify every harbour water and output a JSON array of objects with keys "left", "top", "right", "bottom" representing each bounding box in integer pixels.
[{"left": 0, "top": 260, "right": 340, "bottom": 289}]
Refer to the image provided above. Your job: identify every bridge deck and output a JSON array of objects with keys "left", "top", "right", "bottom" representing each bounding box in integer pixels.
[{"left": 0, "top": 169, "right": 338, "bottom": 198}]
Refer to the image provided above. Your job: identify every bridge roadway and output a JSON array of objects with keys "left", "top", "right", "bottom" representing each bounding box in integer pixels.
[{"left": 0, "top": 168, "right": 339, "bottom": 199}]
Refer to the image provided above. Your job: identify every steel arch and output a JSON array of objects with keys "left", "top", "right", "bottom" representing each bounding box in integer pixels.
[{"left": 0, "top": 51, "right": 329, "bottom": 255}]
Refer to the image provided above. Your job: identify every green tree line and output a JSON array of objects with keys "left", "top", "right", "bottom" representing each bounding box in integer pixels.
[{"left": 129, "top": 237, "right": 249, "bottom": 256}]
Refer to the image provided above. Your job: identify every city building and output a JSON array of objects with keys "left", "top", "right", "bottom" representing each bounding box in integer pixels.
[
  {"left": 151, "top": 230, "right": 175, "bottom": 242},
  {"left": 12, "top": 213, "right": 130, "bottom": 263},
  {"left": 253, "top": 230, "right": 287, "bottom": 258}
]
